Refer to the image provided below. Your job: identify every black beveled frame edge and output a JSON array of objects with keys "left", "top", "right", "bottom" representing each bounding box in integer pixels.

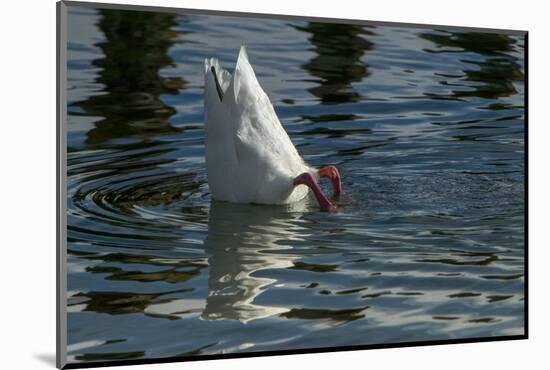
[
  {"left": 62, "top": 335, "right": 527, "bottom": 369},
  {"left": 60, "top": 0, "right": 527, "bottom": 34},
  {"left": 57, "top": 1, "right": 68, "bottom": 368},
  {"left": 56, "top": 1, "right": 529, "bottom": 369},
  {"left": 524, "top": 32, "right": 529, "bottom": 340}
]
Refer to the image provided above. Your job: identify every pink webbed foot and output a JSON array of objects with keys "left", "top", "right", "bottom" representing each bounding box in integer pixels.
[
  {"left": 318, "top": 166, "right": 342, "bottom": 198},
  {"left": 293, "top": 172, "right": 336, "bottom": 212}
]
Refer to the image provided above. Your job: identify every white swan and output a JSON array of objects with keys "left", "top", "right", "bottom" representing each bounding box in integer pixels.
[{"left": 203, "top": 46, "right": 341, "bottom": 211}]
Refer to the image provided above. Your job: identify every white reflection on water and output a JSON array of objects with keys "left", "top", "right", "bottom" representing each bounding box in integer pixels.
[{"left": 202, "top": 201, "right": 312, "bottom": 323}]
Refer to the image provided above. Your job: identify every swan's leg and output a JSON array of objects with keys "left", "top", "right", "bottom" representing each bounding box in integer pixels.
[
  {"left": 318, "top": 166, "right": 342, "bottom": 198},
  {"left": 293, "top": 172, "right": 336, "bottom": 212}
]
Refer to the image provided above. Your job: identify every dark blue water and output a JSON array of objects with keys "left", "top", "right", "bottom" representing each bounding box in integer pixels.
[{"left": 65, "top": 5, "right": 525, "bottom": 365}]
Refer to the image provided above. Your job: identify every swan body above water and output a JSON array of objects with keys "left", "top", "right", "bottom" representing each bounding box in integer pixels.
[{"left": 203, "top": 46, "right": 341, "bottom": 211}]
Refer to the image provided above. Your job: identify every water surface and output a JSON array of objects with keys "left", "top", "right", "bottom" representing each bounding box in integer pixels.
[{"left": 66, "top": 6, "right": 525, "bottom": 364}]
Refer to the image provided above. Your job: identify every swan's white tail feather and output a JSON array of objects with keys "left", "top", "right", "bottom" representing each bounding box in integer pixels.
[
  {"left": 203, "top": 46, "right": 311, "bottom": 205},
  {"left": 230, "top": 45, "right": 265, "bottom": 105},
  {"left": 204, "top": 58, "right": 232, "bottom": 95}
]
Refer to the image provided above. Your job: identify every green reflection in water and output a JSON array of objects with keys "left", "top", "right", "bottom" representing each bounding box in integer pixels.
[
  {"left": 73, "top": 9, "right": 186, "bottom": 145},
  {"left": 295, "top": 22, "right": 374, "bottom": 105},
  {"left": 68, "top": 253, "right": 208, "bottom": 319},
  {"left": 75, "top": 350, "right": 145, "bottom": 362},
  {"left": 422, "top": 31, "right": 524, "bottom": 99},
  {"left": 281, "top": 306, "right": 369, "bottom": 324},
  {"left": 70, "top": 287, "right": 193, "bottom": 316}
]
